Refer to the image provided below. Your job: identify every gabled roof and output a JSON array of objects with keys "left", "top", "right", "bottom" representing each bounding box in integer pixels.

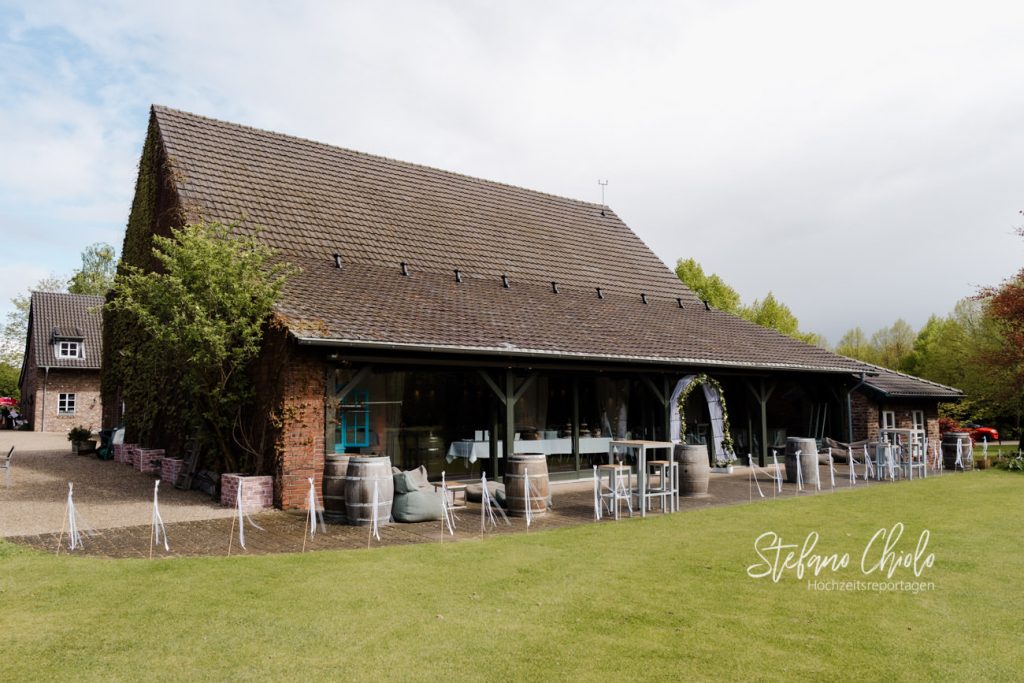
[
  {"left": 25, "top": 292, "right": 104, "bottom": 371},
  {"left": 149, "top": 105, "right": 873, "bottom": 374},
  {"left": 859, "top": 364, "right": 963, "bottom": 400}
]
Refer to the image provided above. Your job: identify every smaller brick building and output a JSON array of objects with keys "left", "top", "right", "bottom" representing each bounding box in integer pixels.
[
  {"left": 18, "top": 292, "right": 104, "bottom": 433},
  {"left": 852, "top": 364, "right": 962, "bottom": 447}
]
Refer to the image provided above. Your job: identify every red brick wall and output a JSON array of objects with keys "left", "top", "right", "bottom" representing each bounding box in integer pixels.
[
  {"left": 22, "top": 368, "right": 102, "bottom": 433},
  {"left": 275, "top": 350, "right": 327, "bottom": 509},
  {"left": 852, "top": 391, "right": 940, "bottom": 447}
]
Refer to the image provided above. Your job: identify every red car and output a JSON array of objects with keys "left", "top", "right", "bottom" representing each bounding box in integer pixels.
[{"left": 968, "top": 425, "right": 999, "bottom": 442}]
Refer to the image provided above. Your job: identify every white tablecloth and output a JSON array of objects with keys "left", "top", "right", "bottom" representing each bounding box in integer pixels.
[{"left": 446, "top": 437, "right": 613, "bottom": 463}]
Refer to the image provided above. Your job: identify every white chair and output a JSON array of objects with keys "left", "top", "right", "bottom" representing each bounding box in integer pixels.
[
  {"left": 597, "top": 464, "right": 633, "bottom": 520},
  {"left": 1, "top": 446, "right": 13, "bottom": 488}
]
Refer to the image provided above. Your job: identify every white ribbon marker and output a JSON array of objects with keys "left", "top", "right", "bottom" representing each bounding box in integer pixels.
[
  {"left": 152, "top": 480, "right": 169, "bottom": 554},
  {"left": 955, "top": 438, "right": 964, "bottom": 471},
  {"left": 525, "top": 466, "right": 532, "bottom": 529},
  {"left": 306, "top": 477, "right": 326, "bottom": 539},
  {"left": 235, "top": 479, "right": 265, "bottom": 550},
  {"left": 440, "top": 471, "right": 456, "bottom": 536},
  {"left": 593, "top": 465, "right": 602, "bottom": 520},
  {"left": 795, "top": 450, "right": 804, "bottom": 492},
  {"left": 771, "top": 450, "right": 782, "bottom": 493},
  {"left": 748, "top": 454, "right": 765, "bottom": 499},
  {"left": 65, "top": 482, "right": 85, "bottom": 551},
  {"left": 827, "top": 448, "right": 836, "bottom": 489},
  {"left": 369, "top": 479, "right": 381, "bottom": 541},
  {"left": 863, "top": 444, "right": 874, "bottom": 481},
  {"left": 479, "top": 472, "right": 509, "bottom": 533}
]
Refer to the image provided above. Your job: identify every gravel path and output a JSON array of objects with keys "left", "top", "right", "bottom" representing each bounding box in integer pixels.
[{"left": 0, "top": 431, "right": 235, "bottom": 537}]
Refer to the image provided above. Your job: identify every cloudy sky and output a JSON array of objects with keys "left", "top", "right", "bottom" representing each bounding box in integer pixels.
[{"left": 2, "top": 0, "right": 1022, "bottom": 344}]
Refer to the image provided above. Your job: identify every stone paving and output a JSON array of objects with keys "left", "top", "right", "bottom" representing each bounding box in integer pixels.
[{"left": 1, "top": 432, "right": 952, "bottom": 558}]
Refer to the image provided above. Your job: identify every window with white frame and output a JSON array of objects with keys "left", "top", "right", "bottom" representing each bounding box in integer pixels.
[
  {"left": 912, "top": 410, "right": 925, "bottom": 431},
  {"left": 56, "top": 340, "right": 83, "bottom": 359},
  {"left": 58, "top": 393, "right": 76, "bottom": 415},
  {"left": 882, "top": 410, "right": 896, "bottom": 429}
]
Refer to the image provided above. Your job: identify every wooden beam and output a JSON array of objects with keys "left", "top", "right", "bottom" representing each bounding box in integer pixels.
[
  {"left": 504, "top": 370, "right": 516, "bottom": 462},
  {"left": 478, "top": 369, "right": 506, "bottom": 404},
  {"left": 572, "top": 377, "right": 580, "bottom": 473},
  {"left": 335, "top": 366, "right": 372, "bottom": 403},
  {"left": 510, "top": 372, "right": 538, "bottom": 404},
  {"left": 640, "top": 374, "right": 667, "bottom": 405}
]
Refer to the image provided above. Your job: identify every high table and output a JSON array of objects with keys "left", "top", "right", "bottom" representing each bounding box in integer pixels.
[{"left": 608, "top": 440, "right": 676, "bottom": 517}]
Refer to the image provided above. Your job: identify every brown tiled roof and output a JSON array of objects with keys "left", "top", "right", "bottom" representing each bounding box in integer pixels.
[
  {"left": 151, "top": 105, "right": 873, "bottom": 374},
  {"left": 27, "top": 292, "right": 104, "bottom": 370},
  {"left": 860, "top": 364, "right": 963, "bottom": 399}
]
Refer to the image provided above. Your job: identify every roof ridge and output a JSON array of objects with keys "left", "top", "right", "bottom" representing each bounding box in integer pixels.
[{"left": 151, "top": 104, "right": 610, "bottom": 211}]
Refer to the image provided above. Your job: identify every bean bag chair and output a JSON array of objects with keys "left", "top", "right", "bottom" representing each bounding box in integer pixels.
[
  {"left": 465, "top": 480, "right": 505, "bottom": 505},
  {"left": 392, "top": 466, "right": 444, "bottom": 522}
]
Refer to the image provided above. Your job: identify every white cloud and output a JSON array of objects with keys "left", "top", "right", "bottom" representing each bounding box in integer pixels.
[{"left": 1, "top": 0, "right": 1023, "bottom": 343}]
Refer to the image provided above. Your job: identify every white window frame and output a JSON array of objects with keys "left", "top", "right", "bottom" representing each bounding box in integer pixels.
[
  {"left": 56, "top": 340, "right": 83, "bottom": 359},
  {"left": 911, "top": 410, "right": 925, "bottom": 431},
  {"left": 58, "top": 393, "right": 76, "bottom": 415},
  {"left": 882, "top": 410, "right": 896, "bottom": 430}
]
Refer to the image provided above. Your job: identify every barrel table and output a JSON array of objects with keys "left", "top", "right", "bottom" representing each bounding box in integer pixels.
[
  {"left": 504, "top": 453, "right": 548, "bottom": 517},
  {"left": 785, "top": 437, "right": 820, "bottom": 486},
  {"left": 322, "top": 454, "right": 350, "bottom": 522},
  {"left": 676, "top": 444, "right": 710, "bottom": 498},
  {"left": 344, "top": 455, "right": 394, "bottom": 525}
]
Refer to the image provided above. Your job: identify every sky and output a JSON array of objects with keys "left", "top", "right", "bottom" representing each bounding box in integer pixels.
[{"left": 1, "top": 0, "right": 1022, "bottom": 345}]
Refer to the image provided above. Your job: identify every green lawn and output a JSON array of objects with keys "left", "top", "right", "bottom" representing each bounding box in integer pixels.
[{"left": 2, "top": 472, "right": 1021, "bottom": 681}]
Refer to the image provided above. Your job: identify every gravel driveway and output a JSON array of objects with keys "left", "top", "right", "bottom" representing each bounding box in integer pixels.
[{"left": 0, "top": 431, "right": 236, "bottom": 537}]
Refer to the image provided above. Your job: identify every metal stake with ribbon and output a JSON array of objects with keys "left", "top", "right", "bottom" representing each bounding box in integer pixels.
[{"left": 150, "top": 480, "right": 170, "bottom": 558}]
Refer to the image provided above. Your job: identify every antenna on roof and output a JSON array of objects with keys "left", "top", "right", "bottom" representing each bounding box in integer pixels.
[
  {"left": 598, "top": 179, "right": 609, "bottom": 215},
  {"left": 332, "top": 253, "right": 342, "bottom": 269},
  {"left": 703, "top": 300, "right": 711, "bottom": 311}
]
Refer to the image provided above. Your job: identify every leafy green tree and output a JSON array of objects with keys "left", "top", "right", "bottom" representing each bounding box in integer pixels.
[
  {"left": 674, "top": 258, "right": 742, "bottom": 313},
  {"left": 0, "top": 275, "right": 66, "bottom": 367},
  {"left": 107, "top": 222, "right": 294, "bottom": 473},
  {"left": 835, "top": 327, "right": 875, "bottom": 364},
  {"left": 0, "top": 362, "right": 20, "bottom": 399},
  {"left": 869, "top": 318, "right": 917, "bottom": 371},
  {"left": 68, "top": 243, "right": 117, "bottom": 296}
]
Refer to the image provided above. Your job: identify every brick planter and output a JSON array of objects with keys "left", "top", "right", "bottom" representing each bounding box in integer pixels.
[
  {"left": 114, "top": 443, "right": 136, "bottom": 465},
  {"left": 161, "top": 458, "right": 184, "bottom": 485},
  {"left": 220, "top": 474, "right": 273, "bottom": 510},
  {"left": 135, "top": 448, "right": 165, "bottom": 474}
]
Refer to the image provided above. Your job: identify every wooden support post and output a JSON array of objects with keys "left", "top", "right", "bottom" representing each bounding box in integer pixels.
[
  {"left": 504, "top": 370, "right": 515, "bottom": 463},
  {"left": 572, "top": 376, "right": 580, "bottom": 473},
  {"left": 748, "top": 379, "right": 776, "bottom": 468}
]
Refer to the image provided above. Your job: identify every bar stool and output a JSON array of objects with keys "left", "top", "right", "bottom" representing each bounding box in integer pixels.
[
  {"left": 646, "top": 460, "right": 673, "bottom": 512},
  {"left": 597, "top": 463, "right": 633, "bottom": 520}
]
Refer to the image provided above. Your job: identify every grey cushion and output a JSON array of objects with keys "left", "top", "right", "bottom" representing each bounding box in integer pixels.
[
  {"left": 465, "top": 481, "right": 504, "bottom": 503},
  {"left": 392, "top": 490, "right": 444, "bottom": 522}
]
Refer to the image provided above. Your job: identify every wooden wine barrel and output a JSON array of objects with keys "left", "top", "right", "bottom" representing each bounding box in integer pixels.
[
  {"left": 785, "top": 437, "right": 820, "bottom": 486},
  {"left": 322, "top": 454, "right": 350, "bottom": 522},
  {"left": 344, "top": 456, "right": 394, "bottom": 526},
  {"left": 504, "top": 453, "right": 548, "bottom": 517},
  {"left": 942, "top": 432, "right": 972, "bottom": 471},
  {"left": 676, "top": 444, "right": 710, "bottom": 497}
]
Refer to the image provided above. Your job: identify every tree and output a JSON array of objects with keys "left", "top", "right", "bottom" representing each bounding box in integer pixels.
[
  {"left": 68, "top": 242, "right": 117, "bottom": 295},
  {"left": 0, "top": 362, "right": 19, "bottom": 399},
  {"left": 0, "top": 275, "right": 66, "bottom": 367},
  {"left": 869, "top": 319, "right": 917, "bottom": 371},
  {"left": 835, "top": 327, "right": 875, "bottom": 364},
  {"left": 674, "top": 258, "right": 742, "bottom": 313},
  {"left": 107, "top": 222, "right": 294, "bottom": 473}
]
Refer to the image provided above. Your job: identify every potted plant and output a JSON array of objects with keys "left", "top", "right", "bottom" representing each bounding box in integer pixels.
[
  {"left": 67, "top": 426, "right": 95, "bottom": 454},
  {"left": 710, "top": 450, "right": 737, "bottom": 474}
]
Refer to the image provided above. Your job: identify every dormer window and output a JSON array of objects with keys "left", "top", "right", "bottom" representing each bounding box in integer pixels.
[{"left": 56, "top": 340, "right": 83, "bottom": 359}]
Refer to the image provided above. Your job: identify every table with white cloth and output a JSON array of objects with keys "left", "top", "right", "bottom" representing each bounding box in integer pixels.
[
  {"left": 608, "top": 440, "right": 676, "bottom": 517},
  {"left": 446, "top": 437, "right": 613, "bottom": 464}
]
